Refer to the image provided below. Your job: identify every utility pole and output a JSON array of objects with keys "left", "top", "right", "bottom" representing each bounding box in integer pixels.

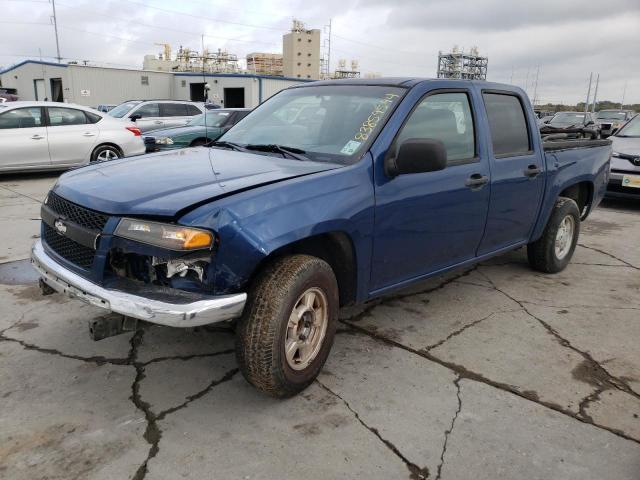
[
  {"left": 325, "top": 19, "right": 332, "bottom": 79},
  {"left": 590, "top": 73, "right": 599, "bottom": 113},
  {"left": 532, "top": 65, "right": 540, "bottom": 106},
  {"left": 620, "top": 80, "right": 627, "bottom": 110},
  {"left": 51, "top": 0, "right": 62, "bottom": 63},
  {"left": 584, "top": 72, "right": 593, "bottom": 119}
]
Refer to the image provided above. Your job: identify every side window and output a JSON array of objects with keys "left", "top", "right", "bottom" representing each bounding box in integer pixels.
[
  {"left": 482, "top": 93, "right": 531, "bottom": 156},
  {"left": 85, "top": 111, "right": 102, "bottom": 124},
  {"left": 396, "top": 92, "right": 476, "bottom": 164},
  {"left": 161, "top": 103, "right": 189, "bottom": 117},
  {"left": 234, "top": 111, "right": 250, "bottom": 122},
  {"left": 185, "top": 104, "right": 202, "bottom": 116},
  {"left": 0, "top": 107, "right": 44, "bottom": 129},
  {"left": 47, "top": 107, "right": 87, "bottom": 126},
  {"left": 134, "top": 103, "right": 160, "bottom": 118}
]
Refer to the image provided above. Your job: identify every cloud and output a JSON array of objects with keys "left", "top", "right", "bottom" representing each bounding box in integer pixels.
[{"left": 1, "top": 0, "right": 638, "bottom": 104}]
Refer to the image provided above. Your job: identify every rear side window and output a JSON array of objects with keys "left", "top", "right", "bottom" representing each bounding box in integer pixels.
[
  {"left": 161, "top": 103, "right": 189, "bottom": 117},
  {"left": 395, "top": 92, "right": 476, "bottom": 164},
  {"left": 85, "top": 111, "right": 102, "bottom": 124},
  {"left": 47, "top": 107, "right": 87, "bottom": 126},
  {"left": 0, "top": 107, "right": 43, "bottom": 129},
  {"left": 185, "top": 104, "right": 202, "bottom": 115},
  {"left": 482, "top": 93, "right": 531, "bottom": 156},
  {"left": 134, "top": 103, "right": 160, "bottom": 118}
]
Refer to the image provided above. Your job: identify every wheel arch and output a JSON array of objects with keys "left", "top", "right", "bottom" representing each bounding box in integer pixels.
[{"left": 558, "top": 180, "right": 593, "bottom": 219}]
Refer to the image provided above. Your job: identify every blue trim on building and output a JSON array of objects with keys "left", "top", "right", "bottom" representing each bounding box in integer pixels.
[
  {"left": 0, "top": 60, "right": 68, "bottom": 75},
  {"left": 173, "top": 72, "right": 315, "bottom": 83}
]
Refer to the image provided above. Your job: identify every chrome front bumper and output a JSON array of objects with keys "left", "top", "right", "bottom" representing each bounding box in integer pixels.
[{"left": 31, "top": 240, "right": 247, "bottom": 327}]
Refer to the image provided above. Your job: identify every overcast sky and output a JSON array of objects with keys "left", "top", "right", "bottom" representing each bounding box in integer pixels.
[{"left": 1, "top": 0, "right": 639, "bottom": 104}]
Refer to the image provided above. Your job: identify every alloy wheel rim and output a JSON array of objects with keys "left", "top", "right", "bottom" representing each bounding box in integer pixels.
[
  {"left": 284, "top": 287, "right": 329, "bottom": 371},
  {"left": 96, "top": 149, "right": 119, "bottom": 161},
  {"left": 554, "top": 215, "right": 575, "bottom": 260}
]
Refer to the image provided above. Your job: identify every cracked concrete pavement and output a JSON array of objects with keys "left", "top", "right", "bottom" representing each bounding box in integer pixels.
[{"left": 1, "top": 174, "right": 639, "bottom": 479}]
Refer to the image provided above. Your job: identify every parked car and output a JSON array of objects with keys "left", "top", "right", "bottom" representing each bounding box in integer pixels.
[
  {"left": 96, "top": 104, "right": 117, "bottom": 113},
  {"left": 0, "top": 88, "right": 18, "bottom": 102},
  {"left": 31, "top": 78, "right": 611, "bottom": 397},
  {"left": 542, "top": 111, "right": 600, "bottom": 138},
  {"left": 107, "top": 100, "right": 205, "bottom": 132},
  {"left": 595, "top": 109, "right": 635, "bottom": 138},
  {"left": 0, "top": 101, "right": 145, "bottom": 173},
  {"left": 144, "top": 108, "right": 251, "bottom": 152},
  {"left": 606, "top": 114, "right": 640, "bottom": 198}
]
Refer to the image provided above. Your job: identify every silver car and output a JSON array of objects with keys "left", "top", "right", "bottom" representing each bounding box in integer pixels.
[
  {"left": 0, "top": 101, "right": 145, "bottom": 173},
  {"left": 107, "top": 100, "right": 205, "bottom": 133},
  {"left": 607, "top": 114, "right": 640, "bottom": 198}
]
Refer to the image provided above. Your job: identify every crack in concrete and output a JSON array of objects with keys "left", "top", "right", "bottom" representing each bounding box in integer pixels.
[
  {"left": 140, "top": 348, "right": 235, "bottom": 366},
  {"left": 129, "top": 329, "right": 238, "bottom": 480},
  {"left": 577, "top": 243, "right": 639, "bottom": 270},
  {"left": 434, "top": 376, "right": 462, "bottom": 480},
  {"left": 0, "top": 184, "right": 44, "bottom": 204},
  {"left": 316, "top": 379, "right": 429, "bottom": 480}
]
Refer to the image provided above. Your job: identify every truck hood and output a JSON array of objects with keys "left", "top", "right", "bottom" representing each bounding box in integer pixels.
[{"left": 54, "top": 147, "right": 341, "bottom": 218}]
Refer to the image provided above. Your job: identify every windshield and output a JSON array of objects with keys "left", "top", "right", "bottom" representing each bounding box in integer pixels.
[
  {"left": 108, "top": 101, "right": 140, "bottom": 118},
  {"left": 219, "top": 85, "right": 406, "bottom": 164},
  {"left": 617, "top": 115, "right": 640, "bottom": 137},
  {"left": 551, "top": 112, "right": 586, "bottom": 124},
  {"left": 188, "top": 111, "right": 231, "bottom": 127},
  {"left": 596, "top": 111, "right": 628, "bottom": 121}
]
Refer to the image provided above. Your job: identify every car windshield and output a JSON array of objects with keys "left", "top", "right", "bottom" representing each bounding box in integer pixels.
[
  {"left": 219, "top": 85, "right": 406, "bottom": 164},
  {"left": 108, "top": 101, "right": 140, "bottom": 118},
  {"left": 616, "top": 115, "right": 640, "bottom": 137},
  {"left": 551, "top": 112, "right": 585, "bottom": 124},
  {"left": 597, "top": 111, "right": 628, "bottom": 120},
  {"left": 188, "top": 111, "right": 231, "bottom": 127}
]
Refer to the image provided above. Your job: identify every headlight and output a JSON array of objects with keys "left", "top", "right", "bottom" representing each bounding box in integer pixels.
[
  {"left": 154, "top": 137, "right": 174, "bottom": 145},
  {"left": 115, "top": 219, "right": 213, "bottom": 250}
]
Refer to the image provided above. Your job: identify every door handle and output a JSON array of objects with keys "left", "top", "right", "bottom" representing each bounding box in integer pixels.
[
  {"left": 524, "top": 164, "right": 542, "bottom": 178},
  {"left": 82, "top": 132, "right": 96, "bottom": 137},
  {"left": 465, "top": 173, "right": 489, "bottom": 189},
  {"left": 30, "top": 134, "right": 45, "bottom": 140}
]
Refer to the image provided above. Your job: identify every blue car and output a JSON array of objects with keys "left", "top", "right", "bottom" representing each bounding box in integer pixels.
[{"left": 32, "top": 78, "right": 611, "bottom": 397}]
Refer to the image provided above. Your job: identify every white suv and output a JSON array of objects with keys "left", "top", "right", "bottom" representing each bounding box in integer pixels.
[{"left": 107, "top": 100, "right": 205, "bottom": 132}]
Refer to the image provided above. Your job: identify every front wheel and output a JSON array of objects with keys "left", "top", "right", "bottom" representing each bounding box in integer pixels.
[
  {"left": 527, "top": 197, "right": 580, "bottom": 273},
  {"left": 235, "top": 255, "right": 339, "bottom": 398}
]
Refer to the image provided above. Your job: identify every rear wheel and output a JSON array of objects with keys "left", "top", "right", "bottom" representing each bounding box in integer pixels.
[
  {"left": 235, "top": 255, "right": 339, "bottom": 398},
  {"left": 91, "top": 145, "right": 121, "bottom": 163},
  {"left": 527, "top": 197, "right": 580, "bottom": 273}
]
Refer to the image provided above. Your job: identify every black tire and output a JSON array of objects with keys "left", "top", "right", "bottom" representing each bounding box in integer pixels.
[
  {"left": 236, "top": 254, "right": 339, "bottom": 398},
  {"left": 527, "top": 197, "right": 580, "bottom": 273},
  {"left": 91, "top": 144, "right": 122, "bottom": 163}
]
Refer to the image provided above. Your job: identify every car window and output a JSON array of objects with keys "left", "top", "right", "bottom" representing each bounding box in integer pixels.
[
  {"left": 234, "top": 111, "right": 250, "bottom": 122},
  {"left": 108, "top": 101, "right": 140, "bottom": 118},
  {"left": 161, "top": 103, "right": 189, "bottom": 117},
  {"left": 483, "top": 93, "right": 531, "bottom": 156},
  {"left": 85, "top": 111, "right": 102, "bottom": 124},
  {"left": 134, "top": 103, "right": 160, "bottom": 118},
  {"left": 47, "top": 107, "right": 88, "bottom": 126},
  {"left": 185, "top": 104, "right": 202, "bottom": 115},
  {"left": 0, "top": 107, "right": 44, "bottom": 129},
  {"left": 395, "top": 92, "right": 476, "bottom": 164}
]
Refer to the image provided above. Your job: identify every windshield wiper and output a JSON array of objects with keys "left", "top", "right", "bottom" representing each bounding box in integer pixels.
[
  {"left": 209, "top": 141, "right": 251, "bottom": 152},
  {"left": 245, "top": 144, "right": 309, "bottom": 161}
]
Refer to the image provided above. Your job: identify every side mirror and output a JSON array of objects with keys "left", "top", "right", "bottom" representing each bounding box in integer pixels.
[
  {"left": 585, "top": 120, "right": 595, "bottom": 126},
  {"left": 385, "top": 139, "right": 447, "bottom": 177},
  {"left": 129, "top": 114, "right": 141, "bottom": 121}
]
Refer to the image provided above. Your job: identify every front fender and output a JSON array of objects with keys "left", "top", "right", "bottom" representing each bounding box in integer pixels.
[{"left": 179, "top": 157, "right": 375, "bottom": 298}]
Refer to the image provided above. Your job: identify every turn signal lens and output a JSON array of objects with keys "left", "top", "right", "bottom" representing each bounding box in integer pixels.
[{"left": 115, "top": 219, "right": 214, "bottom": 251}]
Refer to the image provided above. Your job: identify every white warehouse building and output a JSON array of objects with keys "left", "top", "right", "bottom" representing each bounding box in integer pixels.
[{"left": 0, "top": 60, "right": 311, "bottom": 108}]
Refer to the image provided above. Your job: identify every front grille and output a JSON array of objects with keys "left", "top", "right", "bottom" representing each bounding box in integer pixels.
[
  {"left": 46, "top": 192, "right": 109, "bottom": 231},
  {"left": 43, "top": 223, "right": 96, "bottom": 269}
]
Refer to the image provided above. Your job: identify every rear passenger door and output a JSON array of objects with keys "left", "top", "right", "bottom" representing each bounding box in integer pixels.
[
  {"left": 46, "top": 107, "right": 99, "bottom": 165},
  {"left": 476, "top": 91, "right": 544, "bottom": 255},
  {"left": 131, "top": 103, "right": 161, "bottom": 132},
  {"left": 161, "top": 103, "right": 194, "bottom": 129},
  {"left": 0, "top": 107, "right": 50, "bottom": 169},
  {"left": 371, "top": 89, "right": 491, "bottom": 292}
]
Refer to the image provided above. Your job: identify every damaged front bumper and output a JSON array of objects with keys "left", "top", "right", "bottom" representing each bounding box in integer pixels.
[{"left": 31, "top": 240, "right": 246, "bottom": 327}]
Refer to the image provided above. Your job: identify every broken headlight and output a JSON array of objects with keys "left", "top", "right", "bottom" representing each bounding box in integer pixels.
[{"left": 115, "top": 218, "right": 213, "bottom": 251}]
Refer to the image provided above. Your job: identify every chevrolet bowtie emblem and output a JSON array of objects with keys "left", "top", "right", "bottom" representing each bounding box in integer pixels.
[{"left": 54, "top": 219, "right": 67, "bottom": 234}]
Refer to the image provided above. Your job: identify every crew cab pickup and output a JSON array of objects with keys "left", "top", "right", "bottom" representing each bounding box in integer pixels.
[{"left": 32, "top": 78, "right": 612, "bottom": 397}]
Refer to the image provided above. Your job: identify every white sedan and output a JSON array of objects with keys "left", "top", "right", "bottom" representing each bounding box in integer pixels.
[{"left": 0, "top": 101, "right": 146, "bottom": 173}]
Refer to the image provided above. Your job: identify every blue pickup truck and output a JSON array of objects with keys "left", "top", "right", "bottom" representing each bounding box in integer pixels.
[{"left": 32, "top": 78, "right": 611, "bottom": 397}]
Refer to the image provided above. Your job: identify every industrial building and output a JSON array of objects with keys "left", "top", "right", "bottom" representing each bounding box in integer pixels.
[
  {"left": 282, "top": 19, "right": 321, "bottom": 80},
  {"left": 437, "top": 46, "right": 488, "bottom": 80},
  {"left": 0, "top": 60, "right": 310, "bottom": 108},
  {"left": 247, "top": 53, "right": 284, "bottom": 76}
]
